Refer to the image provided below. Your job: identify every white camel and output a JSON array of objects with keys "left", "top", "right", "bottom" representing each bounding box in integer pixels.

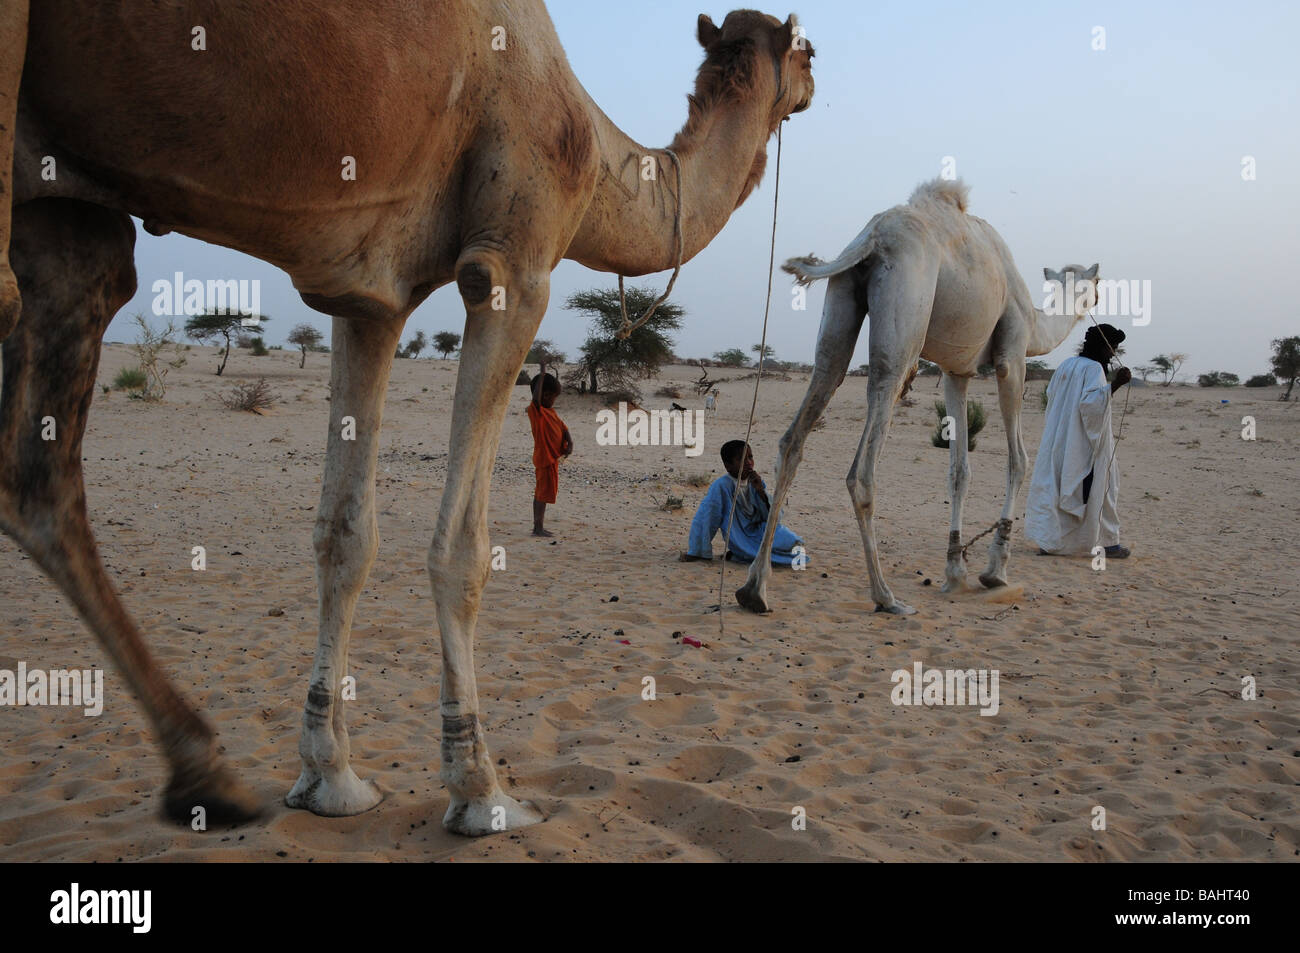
[{"left": 736, "top": 179, "right": 1099, "bottom": 615}]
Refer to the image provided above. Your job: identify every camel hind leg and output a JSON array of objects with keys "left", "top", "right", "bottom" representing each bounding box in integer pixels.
[
  {"left": 847, "top": 260, "right": 933, "bottom": 614},
  {"left": 0, "top": 198, "right": 261, "bottom": 824},
  {"left": 0, "top": 0, "right": 29, "bottom": 341},
  {"left": 737, "top": 273, "right": 864, "bottom": 613}
]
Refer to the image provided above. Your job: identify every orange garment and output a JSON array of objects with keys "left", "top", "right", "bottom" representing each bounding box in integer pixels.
[{"left": 527, "top": 401, "right": 566, "bottom": 504}]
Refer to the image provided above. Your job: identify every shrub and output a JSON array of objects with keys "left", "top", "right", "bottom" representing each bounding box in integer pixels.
[
  {"left": 1197, "top": 371, "right": 1239, "bottom": 387},
  {"left": 604, "top": 388, "right": 640, "bottom": 409},
  {"left": 931, "top": 398, "right": 986, "bottom": 450},
  {"left": 655, "top": 385, "right": 682, "bottom": 399},
  {"left": 220, "top": 377, "right": 278, "bottom": 413},
  {"left": 250, "top": 336, "right": 269, "bottom": 356},
  {"left": 113, "top": 366, "right": 148, "bottom": 391},
  {"left": 1244, "top": 373, "right": 1276, "bottom": 388},
  {"left": 683, "top": 473, "right": 712, "bottom": 488}
]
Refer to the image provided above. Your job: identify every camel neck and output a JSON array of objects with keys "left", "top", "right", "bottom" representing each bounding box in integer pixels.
[{"left": 564, "top": 83, "right": 775, "bottom": 276}]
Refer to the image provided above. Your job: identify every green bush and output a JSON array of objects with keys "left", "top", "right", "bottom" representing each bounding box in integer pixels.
[
  {"left": 931, "top": 398, "right": 986, "bottom": 450},
  {"left": 1244, "top": 373, "right": 1276, "bottom": 388},
  {"left": 112, "top": 366, "right": 148, "bottom": 391},
  {"left": 250, "top": 336, "right": 268, "bottom": 356},
  {"left": 1197, "top": 371, "right": 1239, "bottom": 387}
]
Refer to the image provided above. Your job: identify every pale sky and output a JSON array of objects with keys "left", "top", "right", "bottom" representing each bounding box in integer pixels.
[{"left": 108, "top": 0, "right": 1299, "bottom": 379}]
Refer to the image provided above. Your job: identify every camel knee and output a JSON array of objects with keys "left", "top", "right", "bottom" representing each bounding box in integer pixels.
[
  {"left": 312, "top": 507, "right": 378, "bottom": 578},
  {"left": 949, "top": 460, "right": 970, "bottom": 494},
  {"left": 426, "top": 532, "right": 490, "bottom": 597},
  {"left": 847, "top": 474, "right": 875, "bottom": 518}
]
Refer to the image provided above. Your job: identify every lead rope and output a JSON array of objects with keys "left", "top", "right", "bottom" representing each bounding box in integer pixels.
[
  {"left": 718, "top": 122, "right": 783, "bottom": 636},
  {"left": 616, "top": 149, "right": 684, "bottom": 340}
]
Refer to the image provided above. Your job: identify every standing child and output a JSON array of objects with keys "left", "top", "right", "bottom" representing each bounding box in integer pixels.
[{"left": 527, "top": 372, "right": 572, "bottom": 536}]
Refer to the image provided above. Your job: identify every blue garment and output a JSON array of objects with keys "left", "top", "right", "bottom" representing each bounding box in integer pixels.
[{"left": 687, "top": 475, "right": 804, "bottom": 565}]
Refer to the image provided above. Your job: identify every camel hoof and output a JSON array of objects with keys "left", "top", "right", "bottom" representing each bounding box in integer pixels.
[
  {"left": 978, "top": 573, "right": 1007, "bottom": 589},
  {"left": 735, "top": 583, "right": 771, "bottom": 614},
  {"left": 285, "top": 765, "right": 383, "bottom": 817},
  {"left": 875, "top": 601, "right": 916, "bottom": 616},
  {"left": 443, "top": 790, "right": 545, "bottom": 837},
  {"left": 164, "top": 761, "right": 264, "bottom": 826}
]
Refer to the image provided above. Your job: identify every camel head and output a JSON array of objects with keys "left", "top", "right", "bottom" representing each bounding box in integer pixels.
[
  {"left": 1043, "top": 263, "right": 1100, "bottom": 317},
  {"left": 695, "top": 10, "right": 815, "bottom": 129}
]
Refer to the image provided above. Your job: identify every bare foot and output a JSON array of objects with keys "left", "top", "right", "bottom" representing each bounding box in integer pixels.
[{"left": 532, "top": 527, "right": 554, "bottom": 537}]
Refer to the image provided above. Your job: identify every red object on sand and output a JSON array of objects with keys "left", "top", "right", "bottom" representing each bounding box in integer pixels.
[{"left": 682, "top": 636, "right": 702, "bottom": 648}]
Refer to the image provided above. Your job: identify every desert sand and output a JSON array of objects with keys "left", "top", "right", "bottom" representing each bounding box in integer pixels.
[{"left": 0, "top": 344, "right": 1296, "bottom": 861}]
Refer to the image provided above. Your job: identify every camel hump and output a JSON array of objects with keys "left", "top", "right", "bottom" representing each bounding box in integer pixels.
[{"left": 908, "top": 178, "right": 970, "bottom": 213}]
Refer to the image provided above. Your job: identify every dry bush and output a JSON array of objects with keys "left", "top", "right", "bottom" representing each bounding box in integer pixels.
[
  {"left": 221, "top": 377, "right": 278, "bottom": 413},
  {"left": 604, "top": 388, "right": 640, "bottom": 409}
]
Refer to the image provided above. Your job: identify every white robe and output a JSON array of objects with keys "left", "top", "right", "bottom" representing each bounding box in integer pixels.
[{"left": 1025, "top": 355, "right": 1121, "bottom": 555}]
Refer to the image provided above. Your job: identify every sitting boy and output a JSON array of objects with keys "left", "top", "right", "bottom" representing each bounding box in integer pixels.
[{"left": 681, "top": 439, "right": 804, "bottom": 565}]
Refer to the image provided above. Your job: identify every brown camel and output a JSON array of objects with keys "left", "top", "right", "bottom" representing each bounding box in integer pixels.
[{"left": 0, "top": 3, "right": 813, "bottom": 835}]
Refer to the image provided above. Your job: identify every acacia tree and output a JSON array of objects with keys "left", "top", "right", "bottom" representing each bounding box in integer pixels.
[
  {"left": 1270, "top": 336, "right": 1299, "bottom": 400},
  {"left": 563, "top": 287, "right": 682, "bottom": 398},
  {"left": 751, "top": 343, "right": 776, "bottom": 362},
  {"left": 185, "top": 311, "right": 270, "bottom": 375},
  {"left": 403, "top": 330, "right": 428, "bottom": 359},
  {"left": 526, "top": 338, "right": 566, "bottom": 367},
  {"left": 433, "top": 331, "right": 461, "bottom": 359},
  {"left": 712, "top": 348, "right": 748, "bottom": 367},
  {"left": 1149, "top": 352, "right": 1187, "bottom": 385},
  {"left": 287, "top": 322, "right": 323, "bottom": 368}
]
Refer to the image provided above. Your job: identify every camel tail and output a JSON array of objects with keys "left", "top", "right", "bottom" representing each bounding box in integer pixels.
[{"left": 781, "top": 221, "right": 879, "bottom": 286}]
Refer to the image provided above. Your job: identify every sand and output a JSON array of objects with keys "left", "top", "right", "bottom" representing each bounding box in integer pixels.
[{"left": 0, "top": 345, "right": 1296, "bottom": 861}]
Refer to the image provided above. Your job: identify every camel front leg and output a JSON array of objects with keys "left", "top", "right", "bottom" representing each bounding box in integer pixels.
[
  {"left": 941, "top": 373, "right": 972, "bottom": 592},
  {"left": 979, "top": 358, "right": 1027, "bottom": 588},
  {"left": 0, "top": 0, "right": 29, "bottom": 341},
  {"left": 429, "top": 252, "right": 548, "bottom": 836},
  {"left": 737, "top": 274, "right": 863, "bottom": 613},
  {"left": 286, "top": 315, "right": 401, "bottom": 816}
]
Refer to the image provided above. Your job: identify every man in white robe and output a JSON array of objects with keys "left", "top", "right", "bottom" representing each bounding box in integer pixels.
[{"left": 1026, "top": 323, "right": 1133, "bottom": 558}]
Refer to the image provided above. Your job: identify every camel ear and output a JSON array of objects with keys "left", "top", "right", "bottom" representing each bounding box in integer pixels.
[
  {"left": 1043, "top": 267, "right": 1061, "bottom": 283},
  {"left": 1082, "top": 263, "right": 1099, "bottom": 279},
  {"left": 697, "top": 14, "right": 720, "bottom": 48},
  {"left": 775, "top": 14, "right": 796, "bottom": 52}
]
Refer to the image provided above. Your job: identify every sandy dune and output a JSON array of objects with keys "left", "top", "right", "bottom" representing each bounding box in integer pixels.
[{"left": 0, "top": 346, "right": 1295, "bottom": 861}]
